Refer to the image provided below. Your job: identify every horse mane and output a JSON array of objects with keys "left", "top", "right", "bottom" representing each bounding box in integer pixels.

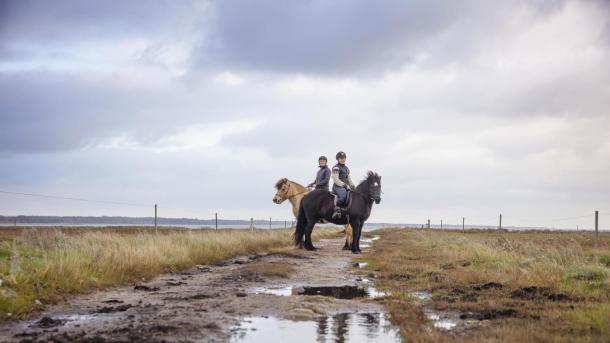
[
  {"left": 274, "top": 178, "right": 288, "bottom": 190},
  {"left": 275, "top": 178, "right": 307, "bottom": 190},
  {"left": 355, "top": 171, "right": 380, "bottom": 193}
]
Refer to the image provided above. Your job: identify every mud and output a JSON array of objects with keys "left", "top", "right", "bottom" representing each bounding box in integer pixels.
[{"left": 0, "top": 237, "right": 399, "bottom": 342}]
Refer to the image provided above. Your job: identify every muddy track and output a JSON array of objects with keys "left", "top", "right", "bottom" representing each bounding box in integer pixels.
[{"left": 0, "top": 237, "right": 400, "bottom": 342}]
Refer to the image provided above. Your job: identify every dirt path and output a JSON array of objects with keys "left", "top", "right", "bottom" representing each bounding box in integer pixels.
[{"left": 0, "top": 237, "right": 400, "bottom": 342}]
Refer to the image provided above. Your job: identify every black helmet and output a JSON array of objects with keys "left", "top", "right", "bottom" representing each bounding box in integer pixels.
[
  {"left": 336, "top": 151, "right": 346, "bottom": 160},
  {"left": 318, "top": 156, "right": 327, "bottom": 162}
]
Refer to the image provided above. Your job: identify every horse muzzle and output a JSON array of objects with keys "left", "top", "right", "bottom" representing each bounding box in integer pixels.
[
  {"left": 272, "top": 197, "right": 284, "bottom": 204},
  {"left": 373, "top": 197, "right": 381, "bottom": 204}
]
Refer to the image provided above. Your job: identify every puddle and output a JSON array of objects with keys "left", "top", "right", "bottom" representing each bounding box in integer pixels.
[
  {"left": 411, "top": 291, "right": 432, "bottom": 301},
  {"left": 409, "top": 291, "right": 477, "bottom": 332},
  {"left": 423, "top": 310, "right": 458, "bottom": 330},
  {"left": 28, "top": 313, "right": 115, "bottom": 330},
  {"left": 299, "top": 285, "right": 387, "bottom": 299},
  {"left": 250, "top": 285, "right": 387, "bottom": 299},
  {"left": 250, "top": 285, "right": 295, "bottom": 296},
  {"left": 231, "top": 312, "right": 400, "bottom": 343},
  {"left": 360, "top": 236, "right": 380, "bottom": 248},
  {"left": 299, "top": 286, "right": 367, "bottom": 299}
]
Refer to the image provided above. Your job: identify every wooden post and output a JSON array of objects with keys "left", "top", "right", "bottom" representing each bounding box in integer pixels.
[
  {"left": 269, "top": 217, "right": 272, "bottom": 229},
  {"left": 499, "top": 214, "right": 502, "bottom": 230},
  {"left": 215, "top": 212, "right": 218, "bottom": 230},
  {"left": 284, "top": 220, "right": 287, "bottom": 229},
  {"left": 250, "top": 217, "right": 254, "bottom": 231},
  {"left": 595, "top": 210, "right": 599, "bottom": 243},
  {"left": 154, "top": 204, "right": 157, "bottom": 233},
  {"left": 462, "top": 217, "right": 465, "bottom": 232},
  {"left": 427, "top": 219, "right": 430, "bottom": 229},
  {"left": 440, "top": 220, "right": 443, "bottom": 230}
]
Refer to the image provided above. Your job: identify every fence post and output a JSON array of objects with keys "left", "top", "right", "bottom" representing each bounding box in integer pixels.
[
  {"left": 285, "top": 220, "right": 287, "bottom": 229},
  {"left": 499, "top": 214, "right": 502, "bottom": 230},
  {"left": 462, "top": 217, "right": 465, "bottom": 232},
  {"left": 250, "top": 217, "right": 254, "bottom": 231},
  {"left": 154, "top": 204, "right": 157, "bottom": 233},
  {"left": 427, "top": 219, "right": 430, "bottom": 229},
  {"left": 595, "top": 210, "right": 599, "bottom": 244},
  {"left": 441, "top": 220, "right": 443, "bottom": 230},
  {"left": 215, "top": 212, "right": 218, "bottom": 230},
  {"left": 269, "top": 217, "right": 272, "bottom": 229}
]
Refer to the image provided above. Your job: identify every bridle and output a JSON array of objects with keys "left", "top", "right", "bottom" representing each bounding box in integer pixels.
[{"left": 281, "top": 181, "right": 310, "bottom": 200}]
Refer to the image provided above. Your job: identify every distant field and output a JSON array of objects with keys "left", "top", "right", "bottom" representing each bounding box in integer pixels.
[
  {"left": 0, "top": 226, "right": 340, "bottom": 320},
  {"left": 364, "top": 228, "right": 610, "bottom": 342}
]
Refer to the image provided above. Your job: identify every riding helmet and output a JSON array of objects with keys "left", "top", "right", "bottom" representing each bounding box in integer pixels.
[
  {"left": 318, "top": 155, "right": 327, "bottom": 162},
  {"left": 336, "top": 151, "right": 346, "bottom": 160}
]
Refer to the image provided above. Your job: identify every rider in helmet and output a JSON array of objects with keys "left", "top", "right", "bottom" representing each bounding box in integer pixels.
[
  {"left": 331, "top": 151, "right": 355, "bottom": 219},
  {"left": 307, "top": 156, "right": 331, "bottom": 191}
]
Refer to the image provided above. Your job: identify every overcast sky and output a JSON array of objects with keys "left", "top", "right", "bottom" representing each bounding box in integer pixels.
[{"left": 1, "top": 0, "right": 609, "bottom": 228}]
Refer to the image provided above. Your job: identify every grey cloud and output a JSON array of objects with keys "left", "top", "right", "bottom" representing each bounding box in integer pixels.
[
  {"left": 0, "top": 71, "right": 255, "bottom": 153},
  {"left": 0, "top": 1, "right": 202, "bottom": 42},
  {"left": 198, "top": 0, "right": 582, "bottom": 75}
]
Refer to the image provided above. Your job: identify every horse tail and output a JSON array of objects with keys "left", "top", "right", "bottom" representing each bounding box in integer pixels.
[{"left": 293, "top": 201, "right": 307, "bottom": 246}]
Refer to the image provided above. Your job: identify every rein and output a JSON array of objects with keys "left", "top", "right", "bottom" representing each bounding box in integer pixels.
[{"left": 284, "top": 182, "right": 309, "bottom": 200}]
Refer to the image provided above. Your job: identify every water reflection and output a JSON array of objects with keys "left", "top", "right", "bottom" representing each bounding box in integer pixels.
[
  {"left": 249, "top": 285, "right": 388, "bottom": 299},
  {"left": 231, "top": 312, "right": 401, "bottom": 343}
]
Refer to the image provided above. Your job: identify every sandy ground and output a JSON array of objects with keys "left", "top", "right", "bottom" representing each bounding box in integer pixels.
[{"left": 0, "top": 237, "right": 392, "bottom": 342}]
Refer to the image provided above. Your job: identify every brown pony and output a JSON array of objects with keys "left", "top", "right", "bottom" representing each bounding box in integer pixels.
[{"left": 273, "top": 178, "right": 353, "bottom": 250}]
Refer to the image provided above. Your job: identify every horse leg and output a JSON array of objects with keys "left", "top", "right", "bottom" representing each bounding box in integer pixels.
[
  {"left": 350, "top": 219, "right": 361, "bottom": 254},
  {"left": 342, "top": 224, "right": 352, "bottom": 250},
  {"left": 355, "top": 221, "right": 364, "bottom": 253},
  {"left": 304, "top": 221, "right": 317, "bottom": 251}
]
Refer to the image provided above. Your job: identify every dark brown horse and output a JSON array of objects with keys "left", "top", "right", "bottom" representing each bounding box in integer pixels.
[{"left": 294, "top": 171, "right": 381, "bottom": 253}]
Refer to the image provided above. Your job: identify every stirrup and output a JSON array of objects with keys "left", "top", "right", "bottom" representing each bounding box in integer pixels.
[{"left": 332, "top": 207, "right": 342, "bottom": 219}]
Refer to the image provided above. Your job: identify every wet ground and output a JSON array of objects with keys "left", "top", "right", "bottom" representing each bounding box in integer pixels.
[{"left": 0, "top": 236, "right": 401, "bottom": 342}]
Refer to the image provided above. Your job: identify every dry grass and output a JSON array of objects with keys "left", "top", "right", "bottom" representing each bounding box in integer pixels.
[
  {"left": 0, "top": 226, "right": 340, "bottom": 320},
  {"left": 364, "top": 228, "right": 610, "bottom": 342}
]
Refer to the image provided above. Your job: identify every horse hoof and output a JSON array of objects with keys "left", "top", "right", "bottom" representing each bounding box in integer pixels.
[
  {"left": 342, "top": 245, "right": 350, "bottom": 251},
  {"left": 351, "top": 250, "right": 362, "bottom": 254}
]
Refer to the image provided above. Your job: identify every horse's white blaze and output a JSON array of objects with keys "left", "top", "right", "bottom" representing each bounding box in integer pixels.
[{"left": 373, "top": 182, "right": 378, "bottom": 186}]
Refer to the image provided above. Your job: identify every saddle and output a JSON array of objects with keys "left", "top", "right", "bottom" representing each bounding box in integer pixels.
[{"left": 331, "top": 189, "right": 353, "bottom": 211}]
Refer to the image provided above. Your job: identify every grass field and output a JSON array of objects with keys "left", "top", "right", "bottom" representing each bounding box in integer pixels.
[
  {"left": 0, "top": 226, "right": 339, "bottom": 320},
  {"left": 363, "top": 228, "right": 610, "bottom": 342}
]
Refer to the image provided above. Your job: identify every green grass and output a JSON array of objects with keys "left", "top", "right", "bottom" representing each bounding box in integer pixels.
[{"left": 365, "top": 228, "right": 610, "bottom": 342}]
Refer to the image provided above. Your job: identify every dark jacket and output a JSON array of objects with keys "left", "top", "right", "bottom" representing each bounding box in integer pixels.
[{"left": 311, "top": 166, "right": 331, "bottom": 190}]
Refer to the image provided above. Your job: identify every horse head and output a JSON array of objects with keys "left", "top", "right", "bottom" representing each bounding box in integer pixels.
[
  {"left": 366, "top": 171, "right": 382, "bottom": 204},
  {"left": 273, "top": 178, "right": 290, "bottom": 204}
]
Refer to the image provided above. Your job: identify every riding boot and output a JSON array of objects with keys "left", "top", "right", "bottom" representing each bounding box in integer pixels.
[{"left": 332, "top": 194, "right": 342, "bottom": 219}]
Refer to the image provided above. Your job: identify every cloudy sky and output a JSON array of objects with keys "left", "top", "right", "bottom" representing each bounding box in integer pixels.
[{"left": 1, "top": 0, "right": 609, "bottom": 228}]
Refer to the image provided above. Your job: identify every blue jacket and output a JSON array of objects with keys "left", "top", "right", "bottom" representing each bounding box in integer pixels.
[{"left": 311, "top": 166, "right": 331, "bottom": 190}]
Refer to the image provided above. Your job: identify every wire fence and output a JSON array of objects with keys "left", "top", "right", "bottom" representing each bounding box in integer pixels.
[
  {"left": 0, "top": 189, "right": 295, "bottom": 231},
  {"left": 0, "top": 188, "right": 608, "bottom": 235}
]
